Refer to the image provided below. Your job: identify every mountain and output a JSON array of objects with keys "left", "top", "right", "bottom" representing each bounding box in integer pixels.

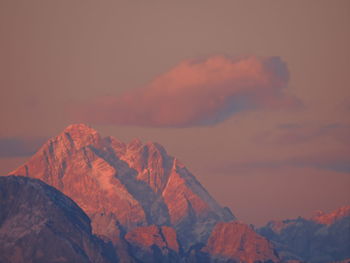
[
  {"left": 0, "top": 175, "right": 117, "bottom": 263},
  {"left": 124, "top": 225, "right": 181, "bottom": 262},
  {"left": 310, "top": 206, "right": 350, "bottom": 225},
  {"left": 201, "top": 222, "right": 280, "bottom": 263},
  {"left": 7, "top": 124, "right": 233, "bottom": 253},
  {"left": 258, "top": 205, "right": 350, "bottom": 263},
  {"left": 8, "top": 123, "right": 281, "bottom": 263}
]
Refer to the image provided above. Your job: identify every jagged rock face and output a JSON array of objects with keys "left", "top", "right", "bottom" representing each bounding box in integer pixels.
[
  {"left": 90, "top": 214, "right": 135, "bottom": 263},
  {"left": 10, "top": 124, "right": 146, "bottom": 229},
  {"left": 0, "top": 176, "right": 117, "bottom": 263},
  {"left": 124, "top": 225, "right": 181, "bottom": 262},
  {"left": 9, "top": 124, "right": 234, "bottom": 249},
  {"left": 201, "top": 221, "right": 280, "bottom": 263},
  {"left": 258, "top": 206, "right": 350, "bottom": 263},
  {"left": 310, "top": 205, "right": 350, "bottom": 225}
]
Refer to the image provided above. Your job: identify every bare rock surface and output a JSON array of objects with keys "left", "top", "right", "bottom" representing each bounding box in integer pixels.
[
  {"left": 201, "top": 221, "right": 280, "bottom": 263},
  {"left": 0, "top": 175, "right": 117, "bottom": 263},
  {"left": 9, "top": 124, "right": 234, "bottom": 251},
  {"left": 125, "top": 225, "right": 181, "bottom": 263}
]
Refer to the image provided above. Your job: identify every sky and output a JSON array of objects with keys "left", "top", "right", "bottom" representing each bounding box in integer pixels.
[{"left": 0, "top": 0, "right": 349, "bottom": 226}]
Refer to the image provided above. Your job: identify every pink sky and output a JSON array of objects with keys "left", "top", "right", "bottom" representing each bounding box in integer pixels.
[{"left": 0, "top": 0, "right": 349, "bottom": 225}]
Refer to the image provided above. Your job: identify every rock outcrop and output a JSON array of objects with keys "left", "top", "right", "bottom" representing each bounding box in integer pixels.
[
  {"left": 124, "top": 225, "right": 181, "bottom": 263},
  {"left": 201, "top": 221, "right": 280, "bottom": 263},
  {"left": 0, "top": 175, "right": 117, "bottom": 263}
]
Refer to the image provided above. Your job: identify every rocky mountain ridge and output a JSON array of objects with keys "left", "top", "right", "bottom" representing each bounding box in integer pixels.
[
  {"left": 258, "top": 206, "right": 350, "bottom": 263},
  {"left": 9, "top": 124, "right": 234, "bottom": 248},
  {"left": 201, "top": 221, "right": 280, "bottom": 263},
  {"left": 7, "top": 123, "right": 280, "bottom": 263},
  {"left": 310, "top": 205, "right": 350, "bottom": 225}
]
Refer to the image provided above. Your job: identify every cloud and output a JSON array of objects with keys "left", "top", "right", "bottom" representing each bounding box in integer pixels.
[
  {"left": 257, "top": 122, "right": 350, "bottom": 145},
  {"left": 214, "top": 140, "right": 350, "bottom": 175},
  {"left": 244, "top": 123, "right": 350, "bottom": 173},
  {"left": 0, "top": 137, "right": 47, "bottom": 158},
  {"left": 298, "top": 150, "right": 350, "bottom": 173},
  {"left": 77, "top": 55, "right": 301, "bottom": 127},
  {"left": 214, "top": 150, "right": 350, "bottom": 175}
]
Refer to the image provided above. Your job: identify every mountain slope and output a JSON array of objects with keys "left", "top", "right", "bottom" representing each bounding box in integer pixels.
[
  {"left": 0, "top": 175, "right": 116, "bottom": 263},
  {"left": 9, "top": 124, "right": 234, "bottom": 250},
  {"left": 258, "top": 206, "right": 350, "bottom": 263},
  {"left": 124, "top": 225, "right": 181, "bottom": 263},
  {"left": 202, "top": 222, "right": 280, "bottom": 263}
]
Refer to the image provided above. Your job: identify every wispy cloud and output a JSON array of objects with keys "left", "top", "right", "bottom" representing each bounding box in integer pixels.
[
  {"left": 239, "top": 122, "right": 350, "bottom": 174},
  {"left": 215, "top": 147, "right": 350, "bottom": 175},
  {"left": 0, "top": 137, "right": 47, "bottom": 158},
  {"left": 77, "top": 55, "right": 301, "bottom": 127},
  {"left": 257, "top": 122, "right": 350, "bottom": 145}
]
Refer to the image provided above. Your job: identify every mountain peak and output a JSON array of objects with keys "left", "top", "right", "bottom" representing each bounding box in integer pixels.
[
  {"left": 9, "top": 124, "right": 235, "bottom": 252},
  {"left": 60, "top": 123, "right": 101, "bottom": 150},
  {"left": 63, "top": 123, "right": 99, "bottom": 138},
  {"left": 310, "top": 205, "right": 350, "bottom": 225},
  {"left": 64, "top": 123, "right": 94, "bottom": 131},
  {"left": 127, "top": 138, "right": 143, "bottom": 150}
]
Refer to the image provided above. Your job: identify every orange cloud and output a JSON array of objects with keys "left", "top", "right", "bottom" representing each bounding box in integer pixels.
[{"left": 79, "top": 55, "right": 301, "bottom": 127}]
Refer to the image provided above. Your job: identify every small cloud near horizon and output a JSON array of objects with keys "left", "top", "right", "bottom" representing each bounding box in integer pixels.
[
  {"left": 76, "top": 55, "right": 302, "bottom": 127},
  {"left": 212, "top": 146, "right": 350, "bottom": 175},
  {"left": 0, "top": 137, "right": 47, "bottom": 158},
  {"left": 255, "top": 122, "right": 350, "bottom": 145}
]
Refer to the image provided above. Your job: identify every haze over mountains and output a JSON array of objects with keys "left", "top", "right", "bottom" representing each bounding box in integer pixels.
[{"left": 1, "top": 124, "right": 349, "bottom": 263}]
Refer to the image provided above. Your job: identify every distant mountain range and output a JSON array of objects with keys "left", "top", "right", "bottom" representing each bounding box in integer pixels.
[
  {"left": 258, "top": 206, "right": 350, "bottom": 263},
  {"left": 1, "top": 124, "right": 348, "bottom": 263}
]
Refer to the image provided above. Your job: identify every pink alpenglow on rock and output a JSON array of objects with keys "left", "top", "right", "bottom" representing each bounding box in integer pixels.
[
  {"left": 125, "top": 225, "right": 181, "bottom": 262},
  {"left": 9, "top": 124, "right": 234, "bottom": 250},
  {"left": 203, "top": 221, "right": 280, "bottom": 263}
]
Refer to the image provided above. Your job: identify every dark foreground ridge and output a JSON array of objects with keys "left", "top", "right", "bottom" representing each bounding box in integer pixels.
[{"left": 0, "top": 175, "right": 117, "bottom": 263}]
